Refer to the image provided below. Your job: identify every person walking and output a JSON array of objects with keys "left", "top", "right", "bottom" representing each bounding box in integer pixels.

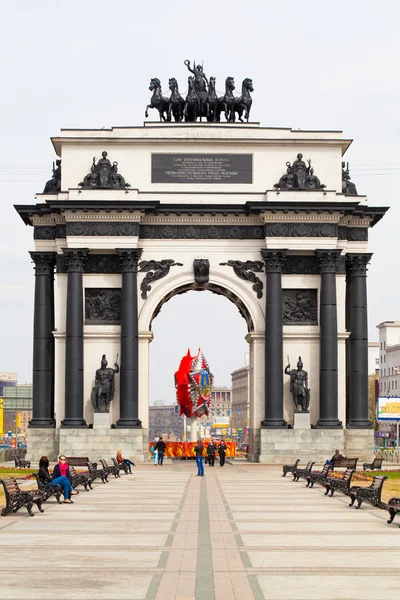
[
  {"left": 151, "top": 440, "right": 158, "bottom": 466},
  {"left": 195, "top": 439, "right": 205, "bottom": 476},
  {"left": 218, "top": 440, "right": 227, "bottom": 467},
  {"left": 39, "top": 456, "right": 77, "bottom": 504},
  {"left": 116, "top": 449, "right": 135, "bottom": 474},
  {"left": 207, "top": 441, "right": 216, "bottom": 467},
  {"left": 156, "top": 437, "right": 167, "bottom": 466}
]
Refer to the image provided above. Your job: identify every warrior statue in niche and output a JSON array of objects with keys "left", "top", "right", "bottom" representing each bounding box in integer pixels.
[
  {"left": 285, "top": 356, "right": 310, "bottom": 412},
  {"left": 91, "top": 354, "right": 119, "bottom": 413}
]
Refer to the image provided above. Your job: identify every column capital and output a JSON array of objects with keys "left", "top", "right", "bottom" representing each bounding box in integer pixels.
[
  {"left": 116, "top": 248, "right": 143, "bottom": 272},
  {"left": 346, "top": 253, "right": 373, "bottom": 277},
  {"left": 29, "top": 251, "right": 56, "bottom": 276},
  {"left": 315, "top": 249, "right": 342, "bottom": 273},
  {"left": 62, "top": 248, "right": 89, "bottom": 273},
  {"left": 260, "top": 249, "right": 287, "bottom": 273}
]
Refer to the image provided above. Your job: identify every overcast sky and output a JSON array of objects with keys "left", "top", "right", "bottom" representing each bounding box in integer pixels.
[{"left": 0, "top": 1, "right": 399, "bottom": 404}]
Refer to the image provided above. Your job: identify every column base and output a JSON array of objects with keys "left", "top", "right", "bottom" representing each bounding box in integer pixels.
[
  {"left": 61, "top": 418, "right": 87, "bottom": 428},
  {"left": 346, "top": 420, "right": 373, "bottom": 429},
  {"left": 261, "top": 419, "right": 288, "bottom": 429},
  {"left": 116, "top": 418, "right": 142, "bottom": 428},
  {"left": 29, "top": 418, "right": 56, "bottom": 428},
  {"left": 314, "top": 419, "right": 343, "bottom": 429}
]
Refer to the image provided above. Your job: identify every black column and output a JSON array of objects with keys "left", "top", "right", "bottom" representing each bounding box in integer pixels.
[
  {"left": 260, "top": 249, "right": 288, "bottom": 428},
  {"left": 116, "top": 248, "right": 143, "bottom": 428},
  {"left": 29, "top": 252, "right": 56, "bottom": 428},
  {"left": 315, "top": 250, "right": 342, "bottom": 428},
  {"left": 346, "top": 253, "right": 373, "bottom": 428},
  {"left": 61, "top": 248, "right": 88, "bottom": 428}
]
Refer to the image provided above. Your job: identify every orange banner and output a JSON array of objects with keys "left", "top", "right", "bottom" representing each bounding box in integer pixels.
[{"left": 149, "top": 441, "right": 236, "bottom": 458}]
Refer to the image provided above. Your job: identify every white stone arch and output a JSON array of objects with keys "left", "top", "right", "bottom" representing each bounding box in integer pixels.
[
  {"left": 138, "top": 268, "right": 265, "bottom": 333},
  {"left": 137, "top": 268, "right": 265, "bottom": 433}
]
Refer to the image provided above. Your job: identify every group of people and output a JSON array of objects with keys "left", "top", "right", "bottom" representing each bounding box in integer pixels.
[
  {"left": 151, "top": 437, "right": 167, "bottom": 465},
  {"left": 195, "top": 440, "right": 227, "bottom": 476},
  {"left": 37, "top": 449, "right": 135, "bottom": 503}
]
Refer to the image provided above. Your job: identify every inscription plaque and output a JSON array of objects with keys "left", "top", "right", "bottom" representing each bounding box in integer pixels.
[{"left": 151, "top": 154, "right": 252, "bottom": 184}]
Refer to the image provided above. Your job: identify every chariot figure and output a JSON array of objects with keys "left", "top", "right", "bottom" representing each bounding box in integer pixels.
[
  {"left": 285, "top": 356, "right": 310, "bottom": 412},
  {"left": 184, "top": 59, "right": 208, "bottom": 114},
  {"left": 91, "top": 354, "right": 119, "bottom": 412}
]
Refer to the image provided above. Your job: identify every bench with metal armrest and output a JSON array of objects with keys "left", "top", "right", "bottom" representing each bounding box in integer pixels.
[
  {"left": 349, "top": 475, "right": 387, "bottom": 509},
  {"left": 1, "top": 477, "right": 44, "bottom": 517}
]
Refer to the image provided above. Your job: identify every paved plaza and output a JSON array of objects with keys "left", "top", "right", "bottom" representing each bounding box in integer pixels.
[{"left": 1, "top": 461, "right": 400, "bottom": 599}]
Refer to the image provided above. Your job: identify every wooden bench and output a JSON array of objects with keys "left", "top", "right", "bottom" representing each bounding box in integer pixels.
[
  {"left": 387, "top": 497, "right": 400, "bottom": 526},
  {"left": 363, "top": 458, "right": 383, "bottom": 471},
  {"left": 87, "top": 461, "right": 108, "bottom": 484},
  {"left": 69, "top": 466, "right": 92, "bottom": 491},
  {"left": 324, "top": 468, "right": 355, "bottom": 497},
  {"left": 13, "top": 455, "right": 31, "bottom": 469},
  {"left": 65, "top": 457, "right": 89, "bottom": 467},
  {"left": 112, "top": 457, "right": 129, "bottom": 475},
  {"left": 282, "top": 458, "right": 300, "bottom": 478},
  {"left": 1, "top": 477, "right": 44, "bottom": 517},
  {"left": 349, "top": 475, "right": 387, "bottom": 509},
  {"left": 330, "top": 457, "right": 359, "bottom": 470},
  {"left": 100, "top": 459, "right": 120, "bottom": 479},
  {"left": 307, "top": 464, "right": 332, "bottom": 488},
  {"left": 293, "top": 461, "right": 315, "bottom": 482},
  {"left": 34, "top": 474, "right": 63, "bottom": 504}
]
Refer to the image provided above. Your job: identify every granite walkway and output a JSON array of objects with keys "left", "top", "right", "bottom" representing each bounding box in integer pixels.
[{"left": 1, "top": 461, "right": 400, "bottom": 599}]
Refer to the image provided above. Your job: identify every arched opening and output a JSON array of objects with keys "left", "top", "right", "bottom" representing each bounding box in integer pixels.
[{"left": 148, "top": 288, "right": 250, "bottom": 446}]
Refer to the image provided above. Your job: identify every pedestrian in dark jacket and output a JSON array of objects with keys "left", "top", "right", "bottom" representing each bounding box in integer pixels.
[
  {"left": 207, "top": 442, "right": 216, "bottom": 467},
  {"left": 38, "top": 456, "right": 76, "bottom": 503},
  {"left": 156, "top": 437, "right": 167, "bottom": 466},
  {"left": 218, "top": 441, "right": 227, "bottom": 467}
]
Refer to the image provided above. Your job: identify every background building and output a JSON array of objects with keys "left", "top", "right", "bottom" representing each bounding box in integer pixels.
[
  {"left": 376, "top": 322, "right": 400, "bottom": 446},
  {"left": 209, "top": 387, "right": 231, "bottom": 436},
  {"left": 2, "top": 384, "right": 32, "bottom": 441},
  {"left": 231, "top": 366, "right": 249, "bottom": 441},
  {"left": 149, "top": 403, "right": 184, "bottom": 441}
]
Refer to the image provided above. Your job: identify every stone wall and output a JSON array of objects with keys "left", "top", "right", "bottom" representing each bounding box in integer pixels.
[
  {"left": 259, "top": 428, "right": 374, "bottom": 464},
  {"left": 27, "top": 427, "right": 149, "bottom": 464}
]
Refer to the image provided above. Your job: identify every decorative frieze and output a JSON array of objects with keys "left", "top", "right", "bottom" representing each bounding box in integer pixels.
[
  {"left": 140, "top": 224, "right": 264, "bottom": 240},
  {"left": 85, "top": 288, "right": 121, "bottom": 324},
  {"left": 33, "top": 226, "right": 56, "bottom": 240},
  {"left": 139, "top": 259, "right": 183, "bottom": 299},
  {"left": 220, "top": 260, "right": 264, "bottom": 298},
  {"left": 338, "top": 226, "right": 368, "bottom": 242},
  {"left": 265, "top": 223, "right": 337, "bottom": 238},
  {"left": 66, "top": 222, "right": 140, "bottom": 237},
  {"left": 282, "top": 289, "right": 318, "bottom": 325},
  {"left": 282, "top": 255, "right": 345, "bottom": 275}
]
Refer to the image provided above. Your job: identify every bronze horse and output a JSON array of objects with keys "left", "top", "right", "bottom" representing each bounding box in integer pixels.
[
  {"left": 234, "top": 78, "right": 254, "bottom": 122},
  {"left": 183, "top": 76, "right": 200, "bottom": 122},
  {"left": 205, "top": 76, "right": 218, "bottom": 122},
  {"left": 217, "top": 77, "right": 236, "bottom": 122},
  {"left": 145, "top": 78, "right": 169, "bottom": 122},
  {"left": 167, "top": 78, "right": 185, "bottom": 122}
]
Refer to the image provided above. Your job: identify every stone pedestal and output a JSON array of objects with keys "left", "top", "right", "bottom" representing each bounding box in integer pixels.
[
  {"left": 293, "top": 412, "right": 311, "bottom": 430},
  {"left": 59, "top": 427, "right": 148, "bottom": 463},
  {"left": 258, "top": 428, "right": 374, "bottom": 464},
  {"left": 93, "top": 412, "right": 111, "bottom": 429},
  {"left": 26, "top": 428, "right": 60, "bottom": 463}
]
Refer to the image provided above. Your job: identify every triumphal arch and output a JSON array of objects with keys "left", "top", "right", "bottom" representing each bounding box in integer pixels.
[{"left": 16, "top": 66, "right": 387, "bottom": 462}]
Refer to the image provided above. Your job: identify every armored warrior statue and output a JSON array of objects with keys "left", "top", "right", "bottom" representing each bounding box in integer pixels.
[
  {"left": 91, "top": 354, "right": 119, "bottom": 412},
  {"left": 43, "top": 159, "right": 61, "bottom": 193},
  {"left": 285, "top": 356, "right": 310, "bottom": 412},
  {"left": 342, "top": 162, "right": 358, "bottom": 195}
]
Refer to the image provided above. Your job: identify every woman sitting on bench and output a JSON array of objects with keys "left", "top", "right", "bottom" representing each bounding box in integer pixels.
[
  {"left": 38, "top": 456, "right": 77, "bottom": 504},
  {"left": 116, "top": 449, "right": 135, "bottom": 474}
]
